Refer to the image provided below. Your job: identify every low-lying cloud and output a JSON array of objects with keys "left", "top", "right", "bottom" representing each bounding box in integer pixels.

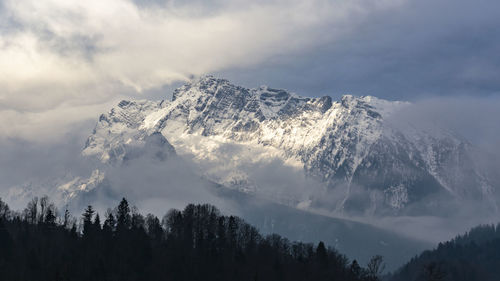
[{"left": 387, "top": 96, "right": 500, "bottom": 173}]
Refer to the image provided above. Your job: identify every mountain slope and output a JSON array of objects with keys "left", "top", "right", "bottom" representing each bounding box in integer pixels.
[{"left": 389, "top": 224, "right": 500, "bottom": 281}]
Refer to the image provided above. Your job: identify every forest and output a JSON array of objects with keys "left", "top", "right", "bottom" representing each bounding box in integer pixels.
[
  {"left": 389, "top": 224, "right": 500, "bottom": 281},
  {"left": 0, "top": 197, "right": 384, "bottom": 281}
]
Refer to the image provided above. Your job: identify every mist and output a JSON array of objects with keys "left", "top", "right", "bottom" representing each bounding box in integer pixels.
[
  {"left": 360, "top": 95, "right": 500, "bottom": 243},
  {"left": 387, "top": 95, "right": 500, "bottom": 184},
  {"left": 0, "top": 120, "right": 97, "bottom": 210}
]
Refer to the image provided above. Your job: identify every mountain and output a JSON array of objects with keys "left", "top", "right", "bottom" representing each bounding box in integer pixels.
[
  {"left": 4, "top": 75, "right": 490, "bottom": 270},
  {"left": 82, "top": 75, "right": 495, "bottom": 216},
  {"left": 83, "top": 100, "right": 176, "bottom": 164}
]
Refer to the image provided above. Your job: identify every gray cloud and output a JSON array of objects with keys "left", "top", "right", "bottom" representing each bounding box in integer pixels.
[
  {"left": 218, "top": 0, "right": 500, "bottom": 100},
  {"left": 0, "top": 121, "right": 94, "bottom": 188},
  {"left": 387, "top": 96, "right": 500, "bottom": 146},
  {"left": 84, "top": 155, "right": 237, "bottom": 216},
  {"left": 386, "top": 96, "right": 500, "bottom": 194},
  {"left": 0, "top": 127, "right": 239, "bottom": 214},
  {"left": 0, "top": 0, "right": 404, "bottom": 141},
  {"left": 3, "top": 0, "right": 499, "bottom": 141}
]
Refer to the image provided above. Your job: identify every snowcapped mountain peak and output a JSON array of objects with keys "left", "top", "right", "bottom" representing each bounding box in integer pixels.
[
  {"left": 81, "top": 76, "right": 495, "bottom": 215},
  {"left": 338, "top": 94, "right": 408, "bottom": 119},
  {"left": 172, "top": 75, "right": 233, "bottom": 102}
]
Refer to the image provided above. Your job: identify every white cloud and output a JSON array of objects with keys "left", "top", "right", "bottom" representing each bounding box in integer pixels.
[{"left": 0, "top": 0, "right": 404, "bottom": 140}]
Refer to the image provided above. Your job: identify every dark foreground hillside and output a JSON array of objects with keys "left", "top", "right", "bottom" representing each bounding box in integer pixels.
[
  {"left": 0, "top": 197, "right": 384, "bottom": 281},
  {"left": 389, "top": 224, "right": 500, "bottom": 281}
]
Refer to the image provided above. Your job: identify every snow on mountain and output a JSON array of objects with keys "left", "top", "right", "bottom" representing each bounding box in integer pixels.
[
  {"left": 2, "top": 169, "right": 105, "bottom": 210},
  {"left": 56, "top": 169, "right": 106, "bottom": 201},
  {"left": 83, "top": 99, "right": 176, "bottom": 164},
  {"left": 81, "top": 75, "right": 496, "bottom": 215}
]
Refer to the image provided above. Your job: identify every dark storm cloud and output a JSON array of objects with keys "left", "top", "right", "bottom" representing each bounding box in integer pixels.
[{"left": 218, "top": 0, "right": 500, "bottom": 100}]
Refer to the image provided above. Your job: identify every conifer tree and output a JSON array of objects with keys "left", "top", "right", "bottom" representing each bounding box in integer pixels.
[
  {"left": 103, "top": 209, "right": 116, "bottom": 233},
  {"left": 94, "top": 213, "right": 101, "bottom": 230},
  {"left": 116, "top": 198, "right": 131, "bottom": 232},
  {"left": 83, "top": 205, "right": 95, "bottom": 236},
  {"left": 350, "top": 260, "right": 362, "bottom": 279},
  {"left": 316, "top": 241, "right": 328, "bottom": 267}
]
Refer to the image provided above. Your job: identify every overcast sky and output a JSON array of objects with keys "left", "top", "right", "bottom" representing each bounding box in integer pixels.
[
  {"left": 0, "top": 0, "right": 499, "bottom": 141},
  {"left": 1, "top": 1, "right": 500, "bottom": 245}
]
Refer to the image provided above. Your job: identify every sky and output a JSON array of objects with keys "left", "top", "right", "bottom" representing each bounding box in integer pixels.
[
  {"left": 1, "top": 0, "right": 499, "bottom": 141},
  {"left": 1, "top": 0, "right": 500, "bottom": 247}
]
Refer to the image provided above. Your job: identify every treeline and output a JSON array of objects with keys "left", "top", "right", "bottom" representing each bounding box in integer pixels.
[
  {"left": 389, "top": 224, "right": 500, "bottom": 281},
  {"left": 0, "top": 197, "right": 384, "bottom": 281}
]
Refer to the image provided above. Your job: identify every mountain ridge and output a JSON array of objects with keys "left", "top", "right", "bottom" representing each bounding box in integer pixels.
[{"left": 82, "top": 75, "right": 495, "bottom": 216}]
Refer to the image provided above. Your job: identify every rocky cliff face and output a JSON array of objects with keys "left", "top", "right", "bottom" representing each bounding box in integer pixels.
[{"left": 82, "top": 76, "right": 495, "bottom": 215}]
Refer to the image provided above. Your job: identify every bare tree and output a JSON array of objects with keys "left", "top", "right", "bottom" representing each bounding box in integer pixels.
[
  {"left": 24, "top": 197, "right": 38, "bottom": 224},
  {"left": 63, "top": 209, "right": 71, "bottom": 228},
  {"left": 366, "top": 255, "right": 385, "bottom": 281},
  {"left": 0, "top": 197, "right": 10, "bottom": 219},
  {"left": 39, "top": 196, "right": 48, "bottom": 223}
]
